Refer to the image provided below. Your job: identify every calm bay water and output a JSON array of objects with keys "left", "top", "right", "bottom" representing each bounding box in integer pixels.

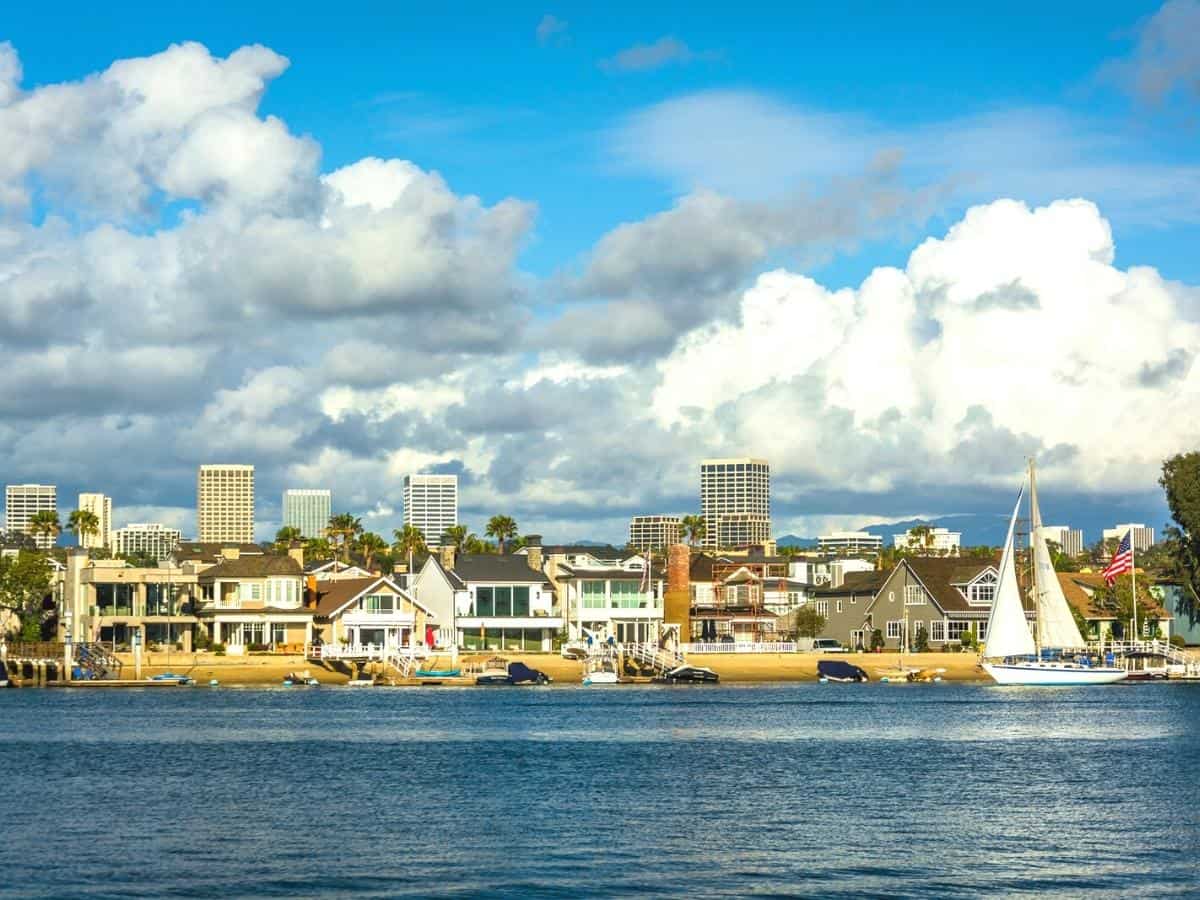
[{"left": 2, "top": 683, "right": 1199, "bottom": 898}]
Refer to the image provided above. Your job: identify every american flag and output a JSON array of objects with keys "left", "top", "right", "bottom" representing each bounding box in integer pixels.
[{"left": 1102, "top": 531, "right": 1134, "bottom": 586}]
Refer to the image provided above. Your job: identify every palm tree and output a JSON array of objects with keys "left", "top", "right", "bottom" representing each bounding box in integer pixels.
[
  {"left": 681, "top": 514, "right": 706, "bottom": 548},
  {"left": 392, "top": 525, "right": 427, "bottom": 574},
  {"left": 274, "top": 526, "right": 302, "bottom": 550},
  {"left": 304, "top": 537, "right": 334, "bottom": 561},
  {"left": 485, "top": 515, "right": 518, "bottom": 554},
  {"left": 358, "top": 532, "right": 388, "bottom": 572},
  {"left": 28, "top": 510, "right": 62, "bottom": 548},
  {"left": 443, "top": 524, "right": 469, "bottom": 555},
  {"left": 67, "top": 508, "right": 100, "bottom": 547},
  {"left": 326, "top": 513, "right": 363, "bottom": 564}
]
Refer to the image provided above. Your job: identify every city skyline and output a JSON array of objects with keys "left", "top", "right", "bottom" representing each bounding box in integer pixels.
[{"left": 0, "top": 2, "right": 1193, "bottom": 549}]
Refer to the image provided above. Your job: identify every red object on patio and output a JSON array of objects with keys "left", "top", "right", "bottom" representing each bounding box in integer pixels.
[{"left": 426, "top": 624, "right": 436, "bottom": 648}]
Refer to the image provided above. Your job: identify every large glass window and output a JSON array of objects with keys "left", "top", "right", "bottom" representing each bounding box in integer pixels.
[
  {"left": 947, "top": 620, "right": 972, "bottom": 641},
  {"left": 363, "top": 594, "right": 395, "bottom": 613},
  {"left": 582, "top": 581, "right": 607, "bottom": 608},
  {"left": 475, "top": 587, "right": 494, "bottom": 617},
  {"left": 494, "top": 586, "right": 513, "bottom": 616},
  {"left": 886, "top": 620, "right": 904, "bottom": 639},
  {"left": 930, "top": 620, "right": 946, "bottom": 642},
  {"left": 611, "top": 581, "right": 644, "bottom": 609},
  {"left": 512, "top": 586, "right": 530, "bottom": 616},
  {"left": 272, "top": 624, "right": 287, "bottom": 645},
  {"left": 904, "top": 585, "right": 925, "bottom": 605},
  {"left": 146, "top": 583, "right": 179, "bottom": 616}
]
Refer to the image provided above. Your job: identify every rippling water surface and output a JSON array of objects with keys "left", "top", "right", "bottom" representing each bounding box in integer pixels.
[{"left": 2, "top": 683, "right": 1198, "bottom": 898}]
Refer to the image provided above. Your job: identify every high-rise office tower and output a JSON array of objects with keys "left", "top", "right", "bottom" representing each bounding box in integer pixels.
[
  {"left": 77, "top": 492, "right": 113, "bottom": 548},
  {"left": 4, "top": 483, "right": 58, "bottom": 549},
  {"left": 197, "top": 465, "right": 255, "bottom": 543},
  {"left": 700, "top": 458, "right": 770, "bottom": 550},
  {"left": 403, "top": 474, "right": 458, "bottom": 545},
  {"left": 283, "top": 489, "right": 332, "bottom": 539},
  {"left": 628, "top": 515, "right": 683, "bottom": 552}
]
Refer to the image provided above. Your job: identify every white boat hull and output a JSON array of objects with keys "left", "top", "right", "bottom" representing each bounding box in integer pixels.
[
  {"left": 583, "top": 671, "right": 619, "bottom": 685},
  {"left": 983, "top": 661, "right": 1128, "bottom": 685}
]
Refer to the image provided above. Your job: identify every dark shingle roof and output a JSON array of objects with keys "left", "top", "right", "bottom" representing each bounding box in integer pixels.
[
  {"left": 174, "top": 542, "right": 265, "bottom": 563},
  {"left": 903, "top": 558, "right": 994, "bottom": 612},
  {"left": 198, "top": 555, "right": 303, "bottom": 580},
  {"left": 555, "top": 566, "right": 665, "bottom": 581},
  {"left": 451, "top": 554, "right": 552, "bottom": 585},
  {"left": 815, "top": 570, "right": 888, "bottom": 596}
]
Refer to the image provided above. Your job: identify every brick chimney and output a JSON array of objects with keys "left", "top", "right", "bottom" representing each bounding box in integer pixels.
[
  {"left": 525, "top": 534, "right": 543, "bottom": 573},
  {"left": 288, "top": 546, "right": 305, "bottom": 570},
  {"left": 439, "top": 533, "right": 456, "bottom": 572},
  {"left": 664, "top": 542, "right": 691, "bottom": 640},
  {"left": 221, "top": 546, "right": 240, "bottom": 561}
]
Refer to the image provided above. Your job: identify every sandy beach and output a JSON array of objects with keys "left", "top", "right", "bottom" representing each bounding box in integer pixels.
[{"left": 118, "top": 649, "right": 989, "bottom": 685}]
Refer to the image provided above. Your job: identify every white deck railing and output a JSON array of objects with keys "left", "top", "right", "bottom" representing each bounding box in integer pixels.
[
  {"left": 680, "top": 641, "right": 797, "bottom": 654},
  {"left": 308, "top": 642, "right": 430, "bottom": 662},
  {"left": 1090, "top": 638, "right": 1192, "bottom": 666}
]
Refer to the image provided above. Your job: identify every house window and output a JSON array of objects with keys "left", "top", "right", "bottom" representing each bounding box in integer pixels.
[
  {"left": 968, "top": 572, "right": 998, "bottom": 605},
  {"left": 931, "top": 620, "right": 946, "bottom": 642},
  {"left": 886, "top": 620, "right": 903, "bottom": 639},
  {"left": 363, "top": 594, "right": 395, "bottom": 613},
  {"left": 475, "top": 586, "right": 494, "bottom": 616},
  {"left": 815, "top": 600, "right": 829, "bottom": 617},
  {"left": 947, "top": 620, "right": 972, "bottom": 641},
  {"left": 836, "top": 599, "right": 843, "bottom": 614},
  {"left": 582, "top": 581, "right": 606, "bottom": 609},
  {"left": 888, "top": 591, "right": 895, "bottom": 603},
  {"left": 493, "top": 586, "right": 513, "bottom": 616},
  {"left": 904, "top": 585, "right": 925, "bottom": 605},
  {"left": 240, "top": 582, "right": 262, "bottom": 602},
  {"left": 977, "top": 622, "right": 988, "bottom": 641},
  {"left": 271, "top": 624, "right": 287, "bottom": 645},
  {"left": 611, "top": 581, "right": 643, "bottom": 609},
  {"left": 513, "top": 586, "right": 530, "bottom": 616}
]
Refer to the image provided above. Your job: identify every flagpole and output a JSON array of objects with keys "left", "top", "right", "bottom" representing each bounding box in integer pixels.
[{"left": 1130, "top": 528, "right": 1138, "bottom": 646}]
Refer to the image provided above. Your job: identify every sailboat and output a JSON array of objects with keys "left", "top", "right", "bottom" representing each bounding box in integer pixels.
[{"left": 980, "top": 462, "right": 1127, "bottom": 686}]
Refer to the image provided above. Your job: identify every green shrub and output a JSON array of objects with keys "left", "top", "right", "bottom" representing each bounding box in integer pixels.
[
  {"left": 914, "top": 625, "right": 929, "bottom": 653},
  {"left": 869, "top": 629, "right": 884, "bottom": 651},
  {"left": 1169, "top": 634, "right": 1187, "bottom": 649}
]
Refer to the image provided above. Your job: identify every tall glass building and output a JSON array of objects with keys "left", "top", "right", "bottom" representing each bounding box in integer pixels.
[
  {"left": 700, "top": 458, "right": 771, "bottom": 550},
  {"left": 403, "top": 474, "right": 458, "bottom": 546},
  {"left": 283, "top": 489, "right": 332, "bottom": 539}
]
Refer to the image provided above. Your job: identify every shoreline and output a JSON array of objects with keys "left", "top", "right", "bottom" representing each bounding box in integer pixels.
[{"left": 76, "top": 649, "right": 992, "bottom": 686}]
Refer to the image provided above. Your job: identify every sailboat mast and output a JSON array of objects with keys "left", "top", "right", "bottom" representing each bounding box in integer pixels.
[
  {"left": 1029, "top": 458, "right": 1040, "bottom": 658},
  {"left": 1130, "top": 529, "right": 1138, "bottom": 645}
]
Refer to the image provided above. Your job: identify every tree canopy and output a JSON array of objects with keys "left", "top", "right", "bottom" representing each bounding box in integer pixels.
[
  {"left": 1160, "top": 451, "right": 1200, "bottom": 625},
  {"left": 0, "top": 552, "right": 53, "bottom": 640}
]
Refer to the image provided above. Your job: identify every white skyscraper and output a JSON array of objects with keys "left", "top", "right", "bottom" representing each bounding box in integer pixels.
[
  {"left": 629, "top": 515, "right": 683, "bottom": 552},
  {"left": 403, "top": 474, "right": 458, "bottom": 545},
  {"left": 700, "top": 458, "right": 771, "bottom": 550},
  {"left": 77, "top": 492, "right": 113, "bottom": 549},
  {"left": 111, "top": 523, "right": 182, "bottom": 561},
  {"left": 5, "top": 484, "right": 58, "bottom": 549},
  {"left": 283, "top": 489, "right": 332, "bottom": 539},
  {"left": 1042, "top": 525, "right": 1084, "bottom": 558},
  {"left": 1103, "top": 523, "right": 1156, "bottom": 553},
  {"left": 197, "top": 465, "right": 255, "bottom": 543}
]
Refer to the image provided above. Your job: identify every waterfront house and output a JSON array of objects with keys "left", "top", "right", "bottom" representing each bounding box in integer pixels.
[
  {"left": 846, "top": 558, "right": 1003, "bottom": 650},
  {"left": 553, "top": 562, "right": 664, "bottom": 645},
  {"left": 312, "top": 574, "right": 437, "bottom": 649},
  {"left": 1058, "top": 572, "right": 1173, "bottom": 641},
  {"left": 60, "top": 550, "right": 200, "bottom": 651},
  {"left": 196, "top": 551, "right": 311, "bottom": 653},
  {"left": 687, "top": 553, "right": 790, "bottom": 642},
  {"left": 411, "top": 541, "right": 563, "bottom": 652},
  {"left": 806, "top": 569, "right": 889, "bottom": 644}
]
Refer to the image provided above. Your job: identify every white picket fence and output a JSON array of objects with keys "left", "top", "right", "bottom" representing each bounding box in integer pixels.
[{"left": 680, "top": 642, "right": 797, "bottom": 654}]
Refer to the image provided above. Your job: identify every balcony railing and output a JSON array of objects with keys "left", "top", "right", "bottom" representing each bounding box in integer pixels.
[{"left": 680, "top": 641, "right": 797, "bottom": 654}]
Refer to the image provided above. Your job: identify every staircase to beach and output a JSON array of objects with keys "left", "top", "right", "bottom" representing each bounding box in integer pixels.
[
  {"left": 1095, "top": 639, "right": 1194, "bottom": 668},
  {"left": 620, "top": 641, "right": 686, "bottom": 676},
  {"left": 74, "top": 642, "right": 123, "bottom": 680}
]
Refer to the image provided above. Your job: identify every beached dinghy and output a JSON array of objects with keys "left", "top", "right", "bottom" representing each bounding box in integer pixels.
[{"left": 817, "top": 660, "right": 869, "bottom": 683}]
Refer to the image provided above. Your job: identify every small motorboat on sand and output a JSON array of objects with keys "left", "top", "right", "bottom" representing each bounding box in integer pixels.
[
  {"left": 818, "top": 660, "right": 869, "bottom": 683},
  {"left": 652, "top": 664, "right": 719, "bottom": 684},
  {"left": 476, "top": 661, "right": 551, "bottom": 685}
]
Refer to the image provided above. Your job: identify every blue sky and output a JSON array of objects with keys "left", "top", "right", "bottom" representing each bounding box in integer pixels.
[
  {"left": 1, "top": 1, "right": 1197, "bottom": 544},
  {"left": 7, "top": 0, "right": 1194, "bottom": 288}
]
